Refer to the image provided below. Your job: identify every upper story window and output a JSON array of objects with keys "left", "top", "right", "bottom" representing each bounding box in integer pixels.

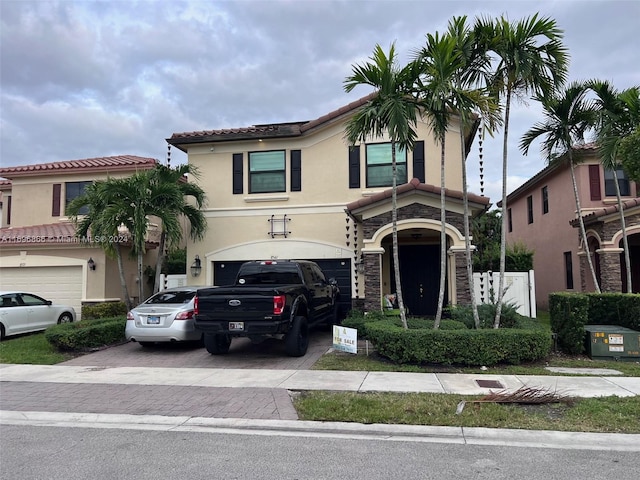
[
  {"left": 541, "top": 186, "right": 549, "bottom": 214},
  {"left": 604, "top": 168, "right": 630, "bottom": 197},
  {"left": 366, "top": 143, "right": 407, "bottom": 188},
  {"left": 527, "top": 195, "right": 533, "bottom": 224},
  {"left": 249, "top": 151, "right": 286, "bottom": 194},
  {"left": 65, "top": 181, "right": 92, "bottom": 214}
]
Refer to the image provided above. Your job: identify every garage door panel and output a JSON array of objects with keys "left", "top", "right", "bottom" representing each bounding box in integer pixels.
[{"left": 0, "top": 266, "right": 83, "bottom": 317}]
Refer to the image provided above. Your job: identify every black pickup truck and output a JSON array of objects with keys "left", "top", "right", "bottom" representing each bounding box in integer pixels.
[{"left": 194, "top": 260, "right": 340, "bottom": 357}]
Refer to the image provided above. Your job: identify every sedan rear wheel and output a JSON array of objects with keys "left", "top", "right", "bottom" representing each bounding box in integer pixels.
[{"left": 57, "top": 312, "right": 73, "bottom": 324}]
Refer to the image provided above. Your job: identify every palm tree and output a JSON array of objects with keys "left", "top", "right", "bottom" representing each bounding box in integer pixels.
[
  {"left": 66, "top": 180, "right": 134, "bottom": 311},
  {"left": 520, "top": 81, "right": 601, "bottom": 293},
  {"left": 344, "top": 43, "right": 422, "bottom": 329},
  {"left": 150, "top": 164, "right": 207, "bottom": 294},
  {"left": 588, "top": 80, "right": 640, "bottom": 292},
  {"left": 477, "top": 13, "right": 569, "bottom": 327}
]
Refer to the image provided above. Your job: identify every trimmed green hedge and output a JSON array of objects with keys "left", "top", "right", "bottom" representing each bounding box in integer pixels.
[
  {"left": 341, "top": 310, "right": 466, "bottom": 339},
  {"left": 45, "top": 316, "right": 126, "bottom": 352},
  {"left": 82, "top": 301, "right": 128, "bottom": 320},
  {"left": 549, "top": 293, "right": 589, "bottom": 354},
  {"left": 586, "top": 293, "right": 640, "bottom": 331},
  {"left": 365, "top": 321, "right": 552, "bottom": 366}
]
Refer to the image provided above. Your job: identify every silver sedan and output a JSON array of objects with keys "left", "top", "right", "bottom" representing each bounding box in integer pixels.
[
  {"left": 126, "top": 287, "right": 202, "bottom": 347},
  {"left": 0, "top": 291, "right": 76, "bottom": 339}
]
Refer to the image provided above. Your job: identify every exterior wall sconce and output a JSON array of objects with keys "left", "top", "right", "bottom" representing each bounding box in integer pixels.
[
  {"left": 355, "top": 260, "right": 365, "bottom": 274},
  {"left": 87, "top": 258, "right": 96, "bottom": 271},
  {"left": 190, "top": 255, "right": 202, "bottom": 277}
]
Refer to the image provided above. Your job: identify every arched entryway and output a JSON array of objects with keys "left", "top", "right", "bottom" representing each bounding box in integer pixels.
[{"left": 620, "top": 232, "right": 640, "bottom": 293}]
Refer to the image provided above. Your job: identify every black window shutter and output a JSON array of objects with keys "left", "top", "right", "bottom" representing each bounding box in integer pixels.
[
  {"left": 232, "top": 153, "right": 243, "bottom": 194},
  {"left": 348, "top": 146, "right": 360, "bottom": 188},
  {"left": 291, "top": 150, "right": 302, "bottom": 192},
  {"left": 6, "top": 195, "right": 11, "bottom": 225},
  {"left": 412, "top": 141, "right": 425, "bottom": 183},
  {"left": 589, "top": 165, "right": 601, "bottom": 200},
  {"left": 52, "top": 183, "right": 61, "bottom": 216}
]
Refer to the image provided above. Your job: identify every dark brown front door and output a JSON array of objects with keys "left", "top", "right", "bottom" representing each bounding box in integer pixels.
[{"left": 392, "top": 245, "right": 444, "bottom": 316}]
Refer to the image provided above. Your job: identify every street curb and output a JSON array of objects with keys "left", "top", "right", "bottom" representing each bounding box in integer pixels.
[{"left": 2, "top": 410, "right": 639, "bottom": 451}]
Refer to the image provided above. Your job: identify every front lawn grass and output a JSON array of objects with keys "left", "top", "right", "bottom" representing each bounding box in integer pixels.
[
  {"left": 293, "top": 391, "right": 640, "bottom": 434},
  {"left": 0, "top": 332, "right": 75, "bottom": 364}
]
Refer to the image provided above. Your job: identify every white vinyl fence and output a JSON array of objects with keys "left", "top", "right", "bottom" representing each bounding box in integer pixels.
[
  {"left": 473, "top": 270, "right": 536, "bottom": 318},
  {"left": 159, "top": 273, "right": 187, "bottom": 291}
]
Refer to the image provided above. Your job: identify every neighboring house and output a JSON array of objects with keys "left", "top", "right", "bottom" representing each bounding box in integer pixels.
[
  {"left": 0, "top": 156, "right": 160, "bottom": 316},
  {"left": 502, "top": 143, "right": 639, "bottom": 310},
  {"left": 167, "top": 95, "right": 490, "bottom": 316}
]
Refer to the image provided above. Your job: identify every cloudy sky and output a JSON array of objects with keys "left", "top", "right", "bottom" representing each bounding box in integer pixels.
[{"left": 1, "top": 0, "right": 638, "bottom": 204}]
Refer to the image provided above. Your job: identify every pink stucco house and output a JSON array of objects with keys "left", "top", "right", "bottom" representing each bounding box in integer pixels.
[{"left": 502, "top": 143, "right": 640, "bottom": 310}]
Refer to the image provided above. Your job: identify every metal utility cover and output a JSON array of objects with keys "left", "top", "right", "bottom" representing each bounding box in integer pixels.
[
  {"left": 475, "top": 379, "right": 504, "bottom": 389},
  {"left": 585, "top": 325, "right": 640, "bottom": 361}
]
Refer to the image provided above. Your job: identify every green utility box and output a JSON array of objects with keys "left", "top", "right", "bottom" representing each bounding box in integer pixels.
[{"left": 584, "top": 325, "right": 640, "bottom": 361}]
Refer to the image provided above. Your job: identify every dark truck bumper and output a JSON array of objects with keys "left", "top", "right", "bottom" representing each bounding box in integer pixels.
[{"left": 194, "top": 317, "right": 291, "bottom": 336}]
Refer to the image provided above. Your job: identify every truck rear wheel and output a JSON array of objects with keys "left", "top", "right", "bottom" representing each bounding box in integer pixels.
[
  {"left": 204, "top": 333, "right": 231, "bottom": 355},
  {"left": 285, "top": 316, "right": 309, "bottom": 357}
]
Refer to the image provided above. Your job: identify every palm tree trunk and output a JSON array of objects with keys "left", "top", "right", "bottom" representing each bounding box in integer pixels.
[
  {"left": 434, "top": 139, "right": 447, "bottom": 328},
  {"left": 612, "top": 169, "right": 632, "bottom": 292},
  {"left": 115, "top": 243, "right": 133, "bottom": 311},
  {"left": 138, "top": 251, "right": 144, "bottom": 305},
  {"left": 391, "top": 142, "right": 408, "bottom": 329},
  {"left": 494, "top": 90, "right": 511, "bottom": 329},
  {"left": 153, "top": 230, "right": 167, "bottom": 294},
  {"left": 570, "top": 158, "right": 601, "bottom": 293},
  {"left": 460, "top": 124, "right": 480, "bottom": 328}
]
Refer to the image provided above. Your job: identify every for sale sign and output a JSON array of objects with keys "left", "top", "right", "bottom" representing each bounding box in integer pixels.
[{"left": 333, "top": 325, "right": 357, "bottom": 354}]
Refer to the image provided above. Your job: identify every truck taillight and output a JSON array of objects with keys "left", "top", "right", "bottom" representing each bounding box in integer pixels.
[
  {"left": 194, "top": 296, "right": 199, "bottom": 316},
  {"left": 273, "top": 295, "right": 285, "bottom": 315}
]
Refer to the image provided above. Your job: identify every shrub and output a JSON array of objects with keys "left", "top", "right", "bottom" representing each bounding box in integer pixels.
[
  {"left": 586, "top": 293, "right": 640, "bottom": 331},
  {"left": 365, "top": 321, "right": 551, "bottom": 366},
  {"left": 342, "top": 310, "right": 468, "bottom": 338},
  {"left": 549, "top": 293, "right": 589, "bottom": 354},
  {"left": 446, "top": 302, "right": 521, "bottom": 329},
  {"left": 45, "top": 316, "right": 126, "bottom": 352},
  {"left": 82, "top": 301, "right": 128, "bottom": 320}
]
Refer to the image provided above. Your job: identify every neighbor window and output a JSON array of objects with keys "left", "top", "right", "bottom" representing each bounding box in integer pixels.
[
  {"left": 249, "top": 151, "right": 286, "bottom": 194},
  {"left": 564, "top": 251, "right": 574, "bottom": 289},
  {"left": 541, "top": 186, "right": 549, "bottom": 214},
  {"left": 65, "top": 181, "right": 92, "bottom": 214},
  {"left": 366, "top": 143, "right": 407, "bottom": 188},
  {"left": 508, "top": 208, "right": 512, "bottom": 232},
  {"left": 604, "top": 168, "right": 630, "bottom": 196},
  {"left": 527, "top": 195, "right": 533, "bottom": 224}
]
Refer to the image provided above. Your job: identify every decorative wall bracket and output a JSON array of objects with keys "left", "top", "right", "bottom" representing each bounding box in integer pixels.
[{"left": 268, "top": 214, "right": 291, "bottom": 238}]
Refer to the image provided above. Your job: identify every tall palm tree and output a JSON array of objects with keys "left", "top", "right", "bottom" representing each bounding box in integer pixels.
[
  {"left": 150, "top": 164, "right": 207, "bottom": 294},
  {"left": 445, "top": 16, "right": 500, "bottom": 329},
  {"left": 344, "top": 43, "right": 422, "bottom": 329},
  {"left": 477, "top": 13, "right": 569, "bottom": 327},
  {"left": 520, "top": 81, "right": 601, "bottom": 293},
  {"left": 66, "top": 180, "right": 134, "bottom": 311},
  {"left": 588, "top": 80, "right": 640, "bottom": 292}
]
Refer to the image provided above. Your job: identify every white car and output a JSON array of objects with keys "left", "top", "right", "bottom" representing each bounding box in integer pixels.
[
  {"left": 0, "top": 291, "right": 77, "bottom": 339},
  {"left": 126, "top": 287, "right": 202, "bottom": 346}
]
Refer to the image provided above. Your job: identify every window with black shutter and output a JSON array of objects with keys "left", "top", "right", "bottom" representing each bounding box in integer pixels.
[
  {"left": 412, "top": 141, "right": 425, "bottom": 183},
  {"left": 232, "top": 153, "right": 243, "bottom": 194},
  {"left": 290, "top": 150, "right": 301, "bottom": 192},
  {"left": 589, "top": 165, "right": 601, "bottom": 200},
  {"left": 348, "top": 146, "right": 360, "bottom": 188},
  {"left": 52, "top": 183, "right": 61, "bottom": 217}
]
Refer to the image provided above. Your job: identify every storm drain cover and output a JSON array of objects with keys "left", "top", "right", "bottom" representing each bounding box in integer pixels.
[{"left": 475, "top": 379, "right": 504, "bottom": 389}]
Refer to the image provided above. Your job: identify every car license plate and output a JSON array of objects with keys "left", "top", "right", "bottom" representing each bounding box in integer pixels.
[
  {"left": 229, "top": 322, "right": 244, "bottom": 331},
  {"left": 147, "top": 316, "right": 160, "bottom": 325}
]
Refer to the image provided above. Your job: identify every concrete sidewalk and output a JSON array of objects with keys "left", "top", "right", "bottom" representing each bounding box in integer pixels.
[
  {"left": 2, "top": 363, "right": 639, "bottom": 450},
  {"left": 2, "top": 363, "right": 640, "bottom": 397}
]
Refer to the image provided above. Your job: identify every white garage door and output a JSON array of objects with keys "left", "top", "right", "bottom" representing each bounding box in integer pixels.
[{"left": 0, "top": 266, "right": 83, "bottom": 318}]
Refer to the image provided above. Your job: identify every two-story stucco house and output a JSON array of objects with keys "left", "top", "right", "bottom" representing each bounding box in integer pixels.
[
  {"left": 0, "top": 156, "right": 160, "bottom": 316},
  {"left": 503, "top": 143, "right": 640, "bottom": 310},
  {"left": 167, "top": 95, "right": 490, "bottom": 316}
]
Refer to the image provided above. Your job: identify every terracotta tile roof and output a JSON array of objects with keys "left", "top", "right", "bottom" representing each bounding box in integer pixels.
[
  {"left": 0, "top": 222, "right": 79, "bottom": 245},
  {"left": 346, "top": 177, "right": 490, "bottom": 212},
  {"left": 0, "top": 222, "right": 159, "bottom": 248},
  {"left": 167, "top": 93, "right": 378, "bottom": 148},
  {"left": 570, "top": 197, "right": 640, "bottom": 227},
  {"left": 0, "top": 155, "right": 158, "bottom": 179}
]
